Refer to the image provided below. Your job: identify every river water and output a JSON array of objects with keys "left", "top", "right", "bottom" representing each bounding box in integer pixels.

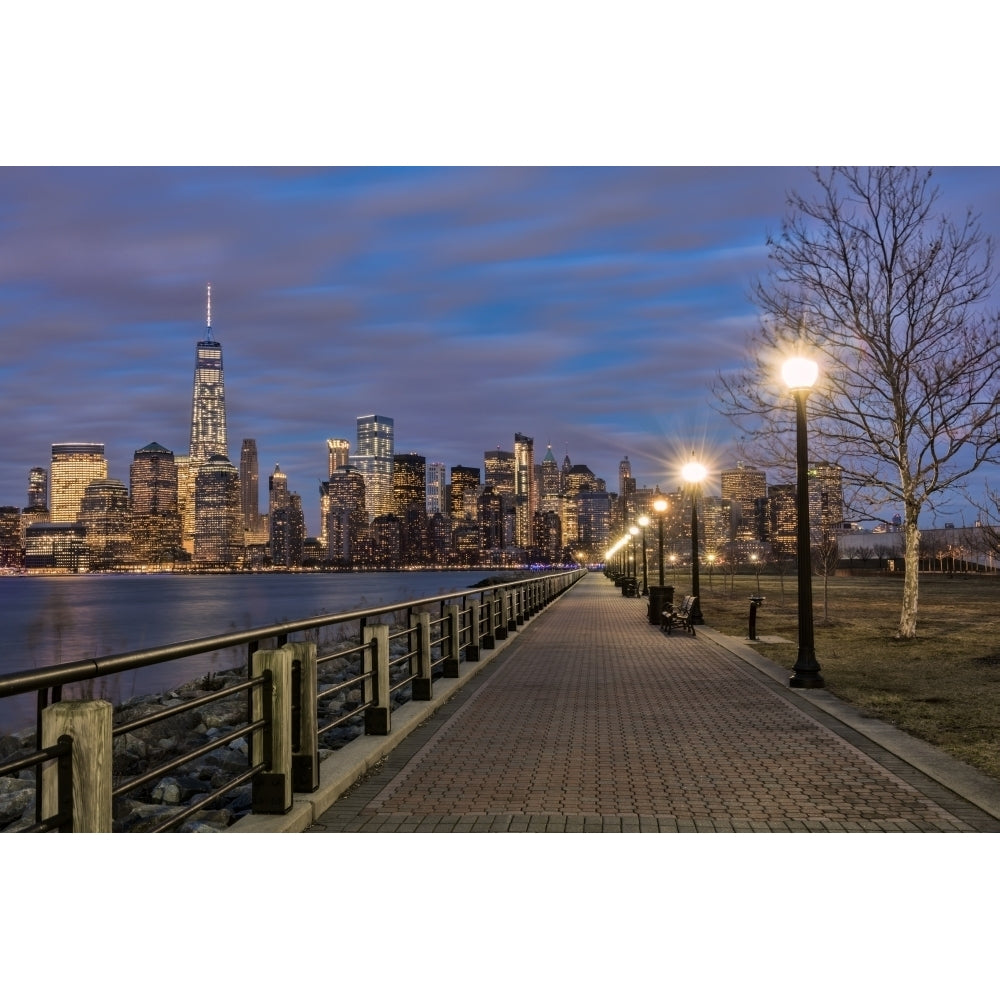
[{"left": 0, "top": 570, "right": 489, "bottom": 734}]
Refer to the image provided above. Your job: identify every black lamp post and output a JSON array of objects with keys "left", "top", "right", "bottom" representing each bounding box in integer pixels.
[
  {"left": 653, "top": 495, "right": 667, "bottom": 587},
  {"left": 638, "top": 515, "right": 650, "bottom": 595},
  {"left": 783, "top": 356, "right": 824, "bottom": 689},
  {"left": 682, "top": 458, "right": 707, "bottom": 624}
]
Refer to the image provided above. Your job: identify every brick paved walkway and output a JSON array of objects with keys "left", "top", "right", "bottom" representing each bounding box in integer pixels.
[{"left": 308, "top": 573, "right": 1000, "bottom": 832}]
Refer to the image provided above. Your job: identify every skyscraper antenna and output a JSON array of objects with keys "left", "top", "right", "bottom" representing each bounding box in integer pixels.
[{"left": 206, "top": 283, "right": 212, "bottom": 331}]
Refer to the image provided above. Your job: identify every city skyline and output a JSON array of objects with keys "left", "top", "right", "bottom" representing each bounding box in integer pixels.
[{"left": 4, "top": 167, "right": 1000, "bottom": 535}]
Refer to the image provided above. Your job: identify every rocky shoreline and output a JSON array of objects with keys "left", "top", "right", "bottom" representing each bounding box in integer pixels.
[{"left": 0, "top": 636, "right": 400, "bottom": 833}]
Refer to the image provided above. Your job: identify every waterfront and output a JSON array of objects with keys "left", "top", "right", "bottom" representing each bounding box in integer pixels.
[{"left": 0, "top": 570, "right": 489, "bottom": 733}]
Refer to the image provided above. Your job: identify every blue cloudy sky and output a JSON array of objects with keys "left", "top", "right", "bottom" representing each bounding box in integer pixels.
[
  {"left": 3, "top": 165, "right": 1000, "bottom": 536},
  {"left": 3, "top": 6, "right": 997, "bottom": 536}
]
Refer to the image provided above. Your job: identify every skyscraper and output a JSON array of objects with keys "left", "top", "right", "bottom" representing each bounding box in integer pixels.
[
  {"left": 50, "top": 443, "right": 108, "bottom": 522},
  {"left": 449, "top": 465, "right": 481, "bottom": 522},
  {"left": 538, "top": 444, "right": 561, "bottom": 515},
  {"left": 327, "top": 438, "right": 350, "bottom": 477},
  {"left": 350, "top": 415, "right": 394, "bottom": 520},
  {"left": 130, "top": 442, "right": 181, "bottom": 564},
  {"left": 239, "top": 438, "right": 261, "bottom": 533},
  {"left": 514, "top": 432, "right": 536, "bottom": 548},
  {"left": 721, "top": 463, "right": 767, "bottom": 543},
  {"left": 426, "top": 461, "right": 447, "bottom": 515},
  {"left": 189, "top": 284, "right": 228, "bottom": 463},
  {"left": 27, "top": 467, "right": 47, "bottom": 510},
  {"left": 194, "top": 454, "right": 244, "bottom": 566},
  {"left": 80, "top": 478, "right": 132, "bottom": 569}
]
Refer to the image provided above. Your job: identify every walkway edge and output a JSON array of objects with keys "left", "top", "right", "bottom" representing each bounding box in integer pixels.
[
  {"left": 227, "top": 587, "right": 569, "bottom": 833},
  {"left": 700, "top": 626, "right": 1000, "bottom": 822}
]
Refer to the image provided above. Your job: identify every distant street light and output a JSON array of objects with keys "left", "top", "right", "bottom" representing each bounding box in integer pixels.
[
  {"left": 652, "top": 495, "right": 668, "bottom": 586},
  {"left": 782, "top": 355, "right": 823, "bottom": 689},
  {"left": 638, "top": 515, "right": 650, "bottom": 595},
  {"left": 681, "top": 457, "right": 707, "bottom": 624}
]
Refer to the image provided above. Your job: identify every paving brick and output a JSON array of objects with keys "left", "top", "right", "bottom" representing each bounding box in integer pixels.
[{"left": 309, "top": 574, "right": 1000, "bottom": 833}]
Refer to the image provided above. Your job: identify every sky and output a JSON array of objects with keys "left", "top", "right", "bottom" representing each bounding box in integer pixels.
[
  {"left": 3, "top": 6, "right": 999, "bottom": 540},
  {"left": 4, "top": 165, "right": 1000, "bottom": 536}
]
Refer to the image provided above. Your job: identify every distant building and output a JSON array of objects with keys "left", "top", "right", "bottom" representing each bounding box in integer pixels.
[
  {"left": 426, "top": 461, "right": 447, "bottom": 515},
  {"left": 721, "top": 464, "right": 767, "bottom": 543},
  {"left": 189, "top": 284, "right": 228, "bottom": 464},
  {"left": 0, "top": 506, "right": 22, "bottom": 567},
  {"left": 27, "top": 467, "right": 47, "bottom": 509},
  {"left": 80, "top": 478, "right": 132, "bottom": 569},
  {"left": 25, "top": 522, "right": 88, "bottom": 572},
  {"left": 50, "top": 443, "right": 107, "bottom": 522},
  {"left": 323, "top": 465, "right": 367, "bottom": 564},
  {"left": 351, "top": 415, "right": 394, "bottom": 520},
  {"left": 130, "top": 442, "right": 182, "bottom": 565},
  {"left": 449, "top": 465, "right": 481, "bottom": 523},
  {"left": 194, "top": 454, "right": 244, "bottom": 566},
  {"left": 514, "top": 433, "right": 536, "bottom": 548}
]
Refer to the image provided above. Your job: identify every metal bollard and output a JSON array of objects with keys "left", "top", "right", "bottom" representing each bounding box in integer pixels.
[{"left": 748, "top": 595, "right": 765, "bottom": 640}]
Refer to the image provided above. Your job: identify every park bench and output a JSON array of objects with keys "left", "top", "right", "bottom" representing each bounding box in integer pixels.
[{"left": 662, "top": 595, "right": 698, "bottom": 636}]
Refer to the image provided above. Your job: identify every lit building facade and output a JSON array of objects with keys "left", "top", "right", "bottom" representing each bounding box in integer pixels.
[
  {"left": 50, "top": 443, "right": 108, "bottom": 522},
  {"left": 28, "top": 467, "right": 47, "bottom": 509},
  {"left": 327, "top": 438, "right": 350, "bottom": 477},
  {"left": 721, "top": 463, "right": 767, "bottom": 544},
  {"left": 449, "top": 465, "right": 480, "bottom": 522},
  {"left": 80, "top": 478, "right": 132, "bottom": 569},
  {"left": 514, "top": 432, "right": 536, "bottom": 548},
  {"left": 323, "top": 466, "right": 368, "bottom": 564},
  {"left": 189, "top": 284, "right": 228, "bottom": 464},
  {"left": 0, "top": 506, "right": 22, "bottom": 567},
  {"left": 351, "top": 415, "right": 394, "bottom": 520},
  {"left": 810, "top": 461, "right": 845, "bottom": 537},
  {"left": 538, "top": 444, "right": 561, "bottom": 515},
  {"left": 426, "top": 461, "right": 447, "bottom": 515},
  {"left": 129, "top": 442, "right": 182, "bottom": 564},
  {"left": 194, "top": 454, "right": 244, "bottom": 566},
  {"left": 25, "top": 522, "right": 88, "bottom": 572}
]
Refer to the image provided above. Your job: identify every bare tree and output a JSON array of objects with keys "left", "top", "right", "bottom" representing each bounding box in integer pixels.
[
  {"left": 813, "top": 531, "right": 840, "bottom": 623},
  {"left": 717, "top": 167, "right": 1000, "bottom": 639}
]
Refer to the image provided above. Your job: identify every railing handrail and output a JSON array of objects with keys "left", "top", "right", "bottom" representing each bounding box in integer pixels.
[{"left": 0, "top": 570, "right": 575, "bottom": 701}]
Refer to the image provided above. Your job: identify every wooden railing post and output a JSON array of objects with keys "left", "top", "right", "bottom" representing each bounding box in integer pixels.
[
  {"left": 443, "top": 603, "right": 461, "bottom": 677},
  {"left": 251, "top": 647, "right": 293, "bottom": 814},
  {"left": 480, "top": 594, "right": 496, "bottom": 649},
  {"left": 411, "top": 611, "right": 433, "bottom": 700},
  {"left": 507, "top": 590, "right": 518, "bottom": 633},
  {"left": 285, "top": 641, "right": 318, "bottom": 793},
  {"left": 363, "top": 624, "right": 391, "bottom": 735},
  {"left": 41, "top": 699, "right": 112, "bottom": 833},
  {"left": 466, "top": 599, "right": 481, "bottom": 661}
]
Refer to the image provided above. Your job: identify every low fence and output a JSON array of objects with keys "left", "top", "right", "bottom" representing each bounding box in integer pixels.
[{"left": 0, "top": 569, "right": 585, "bottom": 832}]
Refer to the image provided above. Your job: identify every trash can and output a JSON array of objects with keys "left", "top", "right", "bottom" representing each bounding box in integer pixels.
[
  {"left": 748, "top": 595, "right": 765, "bottom": 640},
  {"left": 647, "top": 585, "right": 675, "bottom": 625}
]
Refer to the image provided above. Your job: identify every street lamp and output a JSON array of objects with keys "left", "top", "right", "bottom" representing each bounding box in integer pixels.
[
  {"left": 681, "top": 457, "right": 707, "bottom": 624},
  {"left": 629, "top": 525, "right": 639, "bottom": 583},
  {"left": 782, "top": 355, "right": 823, "bottom": 689},
  {"left": 652, "top": 495, "right": 668, "bottom": 586},
  {"left": 638, "top": 515, "right": 650, "bottom": 595}
]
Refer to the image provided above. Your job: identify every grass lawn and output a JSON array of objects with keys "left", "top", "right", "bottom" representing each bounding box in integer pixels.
[{"left": 690, "top": 570, "right": 1000, "bottom": 780}]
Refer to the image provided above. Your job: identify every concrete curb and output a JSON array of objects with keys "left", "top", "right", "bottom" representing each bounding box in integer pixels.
[{"left": 700, "top": 626, "right": 1000, "bottom": 822}]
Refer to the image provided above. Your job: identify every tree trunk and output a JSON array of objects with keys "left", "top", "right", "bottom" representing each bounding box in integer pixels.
[{"left": 897, "top": 513, "right": 921, "bottom": 639}]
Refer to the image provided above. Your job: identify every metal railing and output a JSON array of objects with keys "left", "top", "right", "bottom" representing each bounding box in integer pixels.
[{"left": 0, "top": 569, "right": 585, "bottom": 832}]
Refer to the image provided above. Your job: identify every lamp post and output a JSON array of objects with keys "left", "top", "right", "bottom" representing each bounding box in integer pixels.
[
  {"left": 782, "top": 355, "right": 823, "bottom": 689},
  {"left": 647, "top": 493, "right": 672, "bottom": 624},
  {"left": 629, "top": 525, "right": 639, "bottom": 584},
  {"left": 682, "top": 457, "right": 707, "bottom": 624},
  {"left": 638, "top": 515, "right": 650, "bottom": 595},
  {"left": 653, "top": 495, "right": 667, "bottom": 586}
]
